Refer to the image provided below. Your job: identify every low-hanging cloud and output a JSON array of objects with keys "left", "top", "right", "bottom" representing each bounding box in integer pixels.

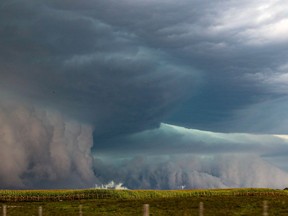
[
  {"left": 94, "top": 123, "right": 288, "bottom": 156},
  {"left": 93, "top": 154, "right": 288, "bottom": 189},
  {"left": 0, "top": 95, "right": 95, "bottom": 189},
  {"left": 1, "top": 0, "right": 288, "bottom": 189},
  {"left": 0, "top": 0, "right": 197, "bottom": 188},
  {"left": 93, "top": 123, "right": 288, "bottom": 189}
]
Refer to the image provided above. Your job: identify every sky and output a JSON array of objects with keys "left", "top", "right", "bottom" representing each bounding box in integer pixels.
[{"left": 1, "top": 0, "right": 288, "bottom": 189}]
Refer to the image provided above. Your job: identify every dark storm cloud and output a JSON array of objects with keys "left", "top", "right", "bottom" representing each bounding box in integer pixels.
[
  {"left": 231, "top": 96, "right": 288, "bottom": 134},
  {"left": 1, "top": 0, "right": 287, "bottom": 134},
  {"left": 44, "top": 0, "right": 288, "bottom": 133},
  {"left": 0, "top": 0, "right": 198, "bottom": 188},
  {"left": 94, "top": 123, "right": 288, "bottom": 156},
  {"left": 0, "top": 0, "right": 198, "bottom": 137},
  {"left": 1, "top": 0, "right": 288, "bottom": 189}
]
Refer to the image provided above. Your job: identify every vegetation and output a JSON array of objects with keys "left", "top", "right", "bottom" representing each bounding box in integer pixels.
[
  {"left": 1, "top": 188, "right": 288, "bottom": 215},
  {"left": 0, "top": 188, "right": 286, "bottom": 202}
]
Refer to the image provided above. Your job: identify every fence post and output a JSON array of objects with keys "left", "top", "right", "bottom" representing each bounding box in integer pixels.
[
  {"left": 143, "top": 204, "right": 149, "bottom": 216},
  {"left": 79, "top": 204, "right": 83, "bottom": 216},
  {"left": 38, "top": 206, "right": 43, "bottom": 216},
  {"left": 199, "top": 202, "right": 204, "bottom": 216},
  {"left": 263, "top": 200, "right": 268, "bottom": 216},
  {"left": 3, "top": 205, "right": 7, "bottom": 216}
]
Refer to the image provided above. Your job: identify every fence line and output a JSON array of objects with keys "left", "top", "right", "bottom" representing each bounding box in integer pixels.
[{"left": 0, "top": 201, "right": 282, "bottom": 215}]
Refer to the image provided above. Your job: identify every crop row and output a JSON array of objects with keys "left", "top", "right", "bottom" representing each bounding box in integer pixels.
[{"left": 0, "top": 188, "right": 287, "bottom": 202}]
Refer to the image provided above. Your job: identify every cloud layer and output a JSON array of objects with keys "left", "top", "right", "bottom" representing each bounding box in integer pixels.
[
  {"left": 94, "top": 154, "right": 288, "bottom": 189},
  {"left": 1, "top": 0, "right": 288, "bottom": 189},
  {"left": 94, "top": 123, "right": 288, "bottom": 156},
  {"left": 0, "top": 0, "right": 198, "bottom": 137},
  {"left": 0, "top": 96, "right": 95, "bottom": 189}
]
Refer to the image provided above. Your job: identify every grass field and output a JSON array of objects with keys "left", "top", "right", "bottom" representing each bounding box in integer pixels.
[{"left": 1, "top": 188, "right": 288, "bottom": 215}]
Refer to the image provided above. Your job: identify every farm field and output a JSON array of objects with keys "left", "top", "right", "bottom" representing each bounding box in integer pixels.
[{"left": 1, "top": 188, "right": 288, "bottom": 215}]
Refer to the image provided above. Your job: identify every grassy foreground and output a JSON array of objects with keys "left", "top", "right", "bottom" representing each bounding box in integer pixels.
[{"left": 1, "top": 188, "right": 288, "bottom": 215}]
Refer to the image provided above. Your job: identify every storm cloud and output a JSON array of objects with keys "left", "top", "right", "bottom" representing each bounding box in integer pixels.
[
  {"left": 93, "top": 154, "right": 288, "bottom": 189},
  {"left": 1, "top": 0, "right": 288, "bottom": 189},
  {"left": 0, "top": 96, "right": 95, "bottom": 188},
  {"left": 94, "top": 123, "right": 288, "bottom": 156}
]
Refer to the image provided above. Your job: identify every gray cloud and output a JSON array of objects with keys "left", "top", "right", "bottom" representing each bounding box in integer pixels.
[
  {"left": 1, "top": 0, "right": 288, "bottom": 189},
  {"left": 2, "top": 0, "right": 287, "bottom": 133},
  {"left": 0, "top": 0, "right": 198, "bottom": 137},
  {"left": 94, "top": 154, "right": 288, "bottom": 189},
  {"left": 94, "top": 123, "right": 288, "bottom": 156},
  {"left": 230, "top": 96, "right": 288, "bottom": 134},
  {"left": 0, "top": 95, "right": 95, "bottom": 189},
  {"left": 93, "top": 123, "right": 288, "bottom": 188}
]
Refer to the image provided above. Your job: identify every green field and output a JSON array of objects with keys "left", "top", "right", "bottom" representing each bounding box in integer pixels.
[{"left": 1, "top": 188, "right": 288, "bottom": 215}]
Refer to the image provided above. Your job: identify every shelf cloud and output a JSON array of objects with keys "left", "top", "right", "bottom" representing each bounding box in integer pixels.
[{"left": 1, "top": 0, "right": 288, "bottom": 189}]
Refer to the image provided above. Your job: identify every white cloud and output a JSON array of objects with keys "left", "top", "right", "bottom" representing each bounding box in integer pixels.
[{"left": 240, "top": 18, "right": 288, "bottom": 45}]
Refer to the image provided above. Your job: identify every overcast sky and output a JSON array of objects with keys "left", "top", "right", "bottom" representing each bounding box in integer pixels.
[{"left": 1, "top": 0, "right": 288, "bottom": 189}]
